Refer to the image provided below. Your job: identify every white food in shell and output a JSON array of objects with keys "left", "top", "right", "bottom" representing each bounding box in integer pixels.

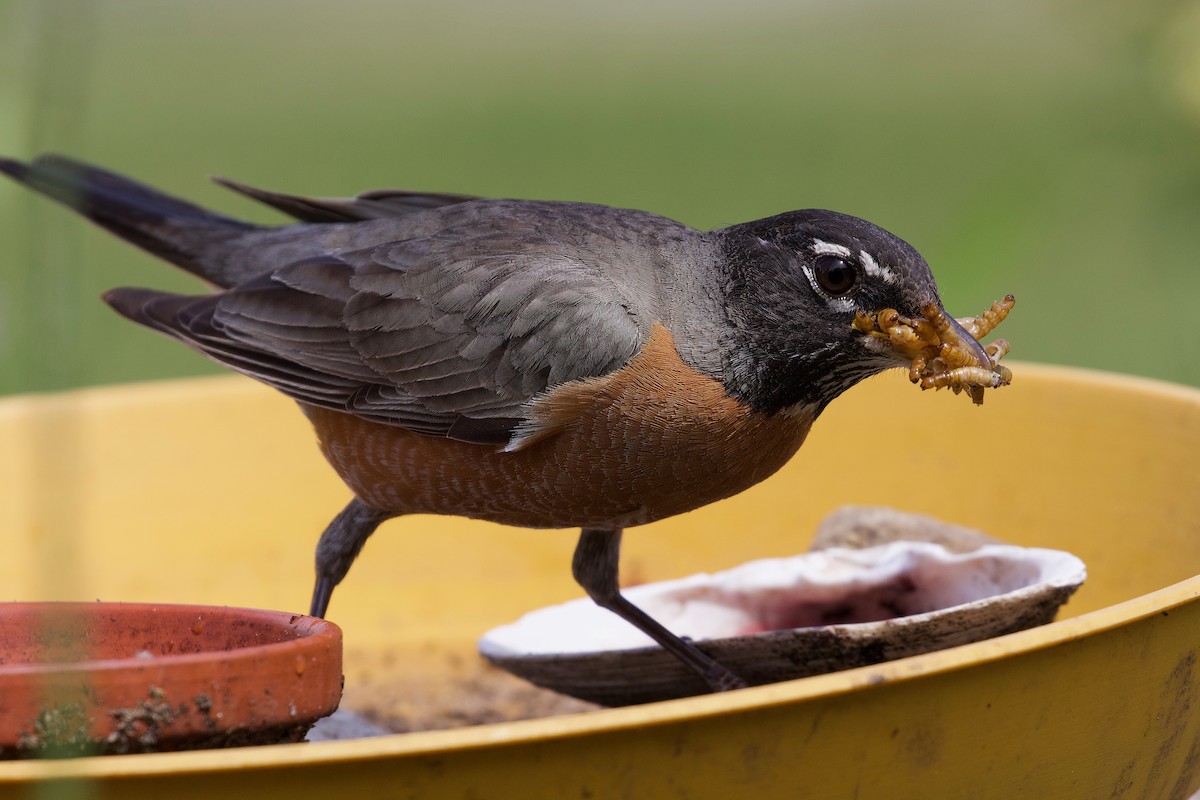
[{"left": 480, "top": 542, "right": 1086, "bottom": 656}]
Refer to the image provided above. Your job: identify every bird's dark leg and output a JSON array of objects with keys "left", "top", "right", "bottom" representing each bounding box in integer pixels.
[
  {"left": 309, "top": 498, "right": 392, "bottom": 618},
  {"left": 572, "top": 528, "right": 748, "bottom": 693}
]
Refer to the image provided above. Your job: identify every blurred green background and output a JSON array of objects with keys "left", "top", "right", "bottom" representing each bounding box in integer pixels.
[{"left": 0, "top": 0, "right": 1197, "bottom": 395}]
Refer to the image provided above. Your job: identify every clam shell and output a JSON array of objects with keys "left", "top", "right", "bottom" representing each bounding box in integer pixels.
[{"left": 479, "top": 540, "right": 1085, "bottom": 707}]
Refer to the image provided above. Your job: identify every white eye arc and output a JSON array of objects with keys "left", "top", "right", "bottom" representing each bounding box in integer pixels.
[
  {"left": 811, "top": 239, "right": 852, "bottom": 259},
  {"left": 858, "top": 249, "right": 899, "bottom": 285}
]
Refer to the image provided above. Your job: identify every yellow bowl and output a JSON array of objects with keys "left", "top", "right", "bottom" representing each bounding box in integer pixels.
[{"left": 1, "top": 363, "right": 1198, "bottom": 799}]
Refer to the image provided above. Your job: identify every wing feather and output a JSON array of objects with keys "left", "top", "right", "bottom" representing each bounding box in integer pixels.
[{"left": 109, "top": 217, "right": 650, "bottom": 445}]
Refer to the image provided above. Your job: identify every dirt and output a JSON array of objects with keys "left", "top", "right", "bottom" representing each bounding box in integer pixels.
[{"left": 340, "top": 648, "right": 597, "bottom": 735}]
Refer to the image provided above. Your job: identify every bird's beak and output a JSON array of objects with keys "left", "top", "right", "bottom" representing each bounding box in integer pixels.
[{"left": 941, "top": 309, "right": 993, "bottom": 370}]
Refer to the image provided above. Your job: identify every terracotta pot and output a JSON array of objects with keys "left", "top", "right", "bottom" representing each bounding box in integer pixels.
[{"left": 0, "top": 603, "right": 342, "bottom": 758}]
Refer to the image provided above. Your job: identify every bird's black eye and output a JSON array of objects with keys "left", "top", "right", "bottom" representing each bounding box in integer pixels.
[{"left": 813, "top": 255, "right": 858, "bottom": 296}]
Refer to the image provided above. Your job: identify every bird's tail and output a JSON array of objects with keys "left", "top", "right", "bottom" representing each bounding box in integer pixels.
[{"left": 0, "top": 154, "right": 256, "bottom": 288}]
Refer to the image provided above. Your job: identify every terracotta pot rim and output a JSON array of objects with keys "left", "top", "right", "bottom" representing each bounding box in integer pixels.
[{"left": 0, "top": 601, "right": 337, "bottom": 677}]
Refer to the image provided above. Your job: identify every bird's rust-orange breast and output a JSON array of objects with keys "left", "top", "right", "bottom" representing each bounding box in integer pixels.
[{"left": 303, "top": 324, "right": 815, "bottom": 529}]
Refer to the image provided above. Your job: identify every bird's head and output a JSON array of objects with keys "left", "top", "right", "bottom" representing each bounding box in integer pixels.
[{"left": 715, "top": 209, "right": 988, "bottom": 413}]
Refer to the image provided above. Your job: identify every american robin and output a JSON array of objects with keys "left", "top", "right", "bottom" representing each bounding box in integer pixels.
[{"left": 1, "top": 155, "right": 991, "bottom": 692}]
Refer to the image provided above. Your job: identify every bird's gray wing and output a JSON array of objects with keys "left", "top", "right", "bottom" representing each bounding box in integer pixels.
[
  {"left": 113, "top": 225, "right": 648, "bottom": 445},
  {"left": 212, "top": 176, "right": 481, "bottom": 223}
]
